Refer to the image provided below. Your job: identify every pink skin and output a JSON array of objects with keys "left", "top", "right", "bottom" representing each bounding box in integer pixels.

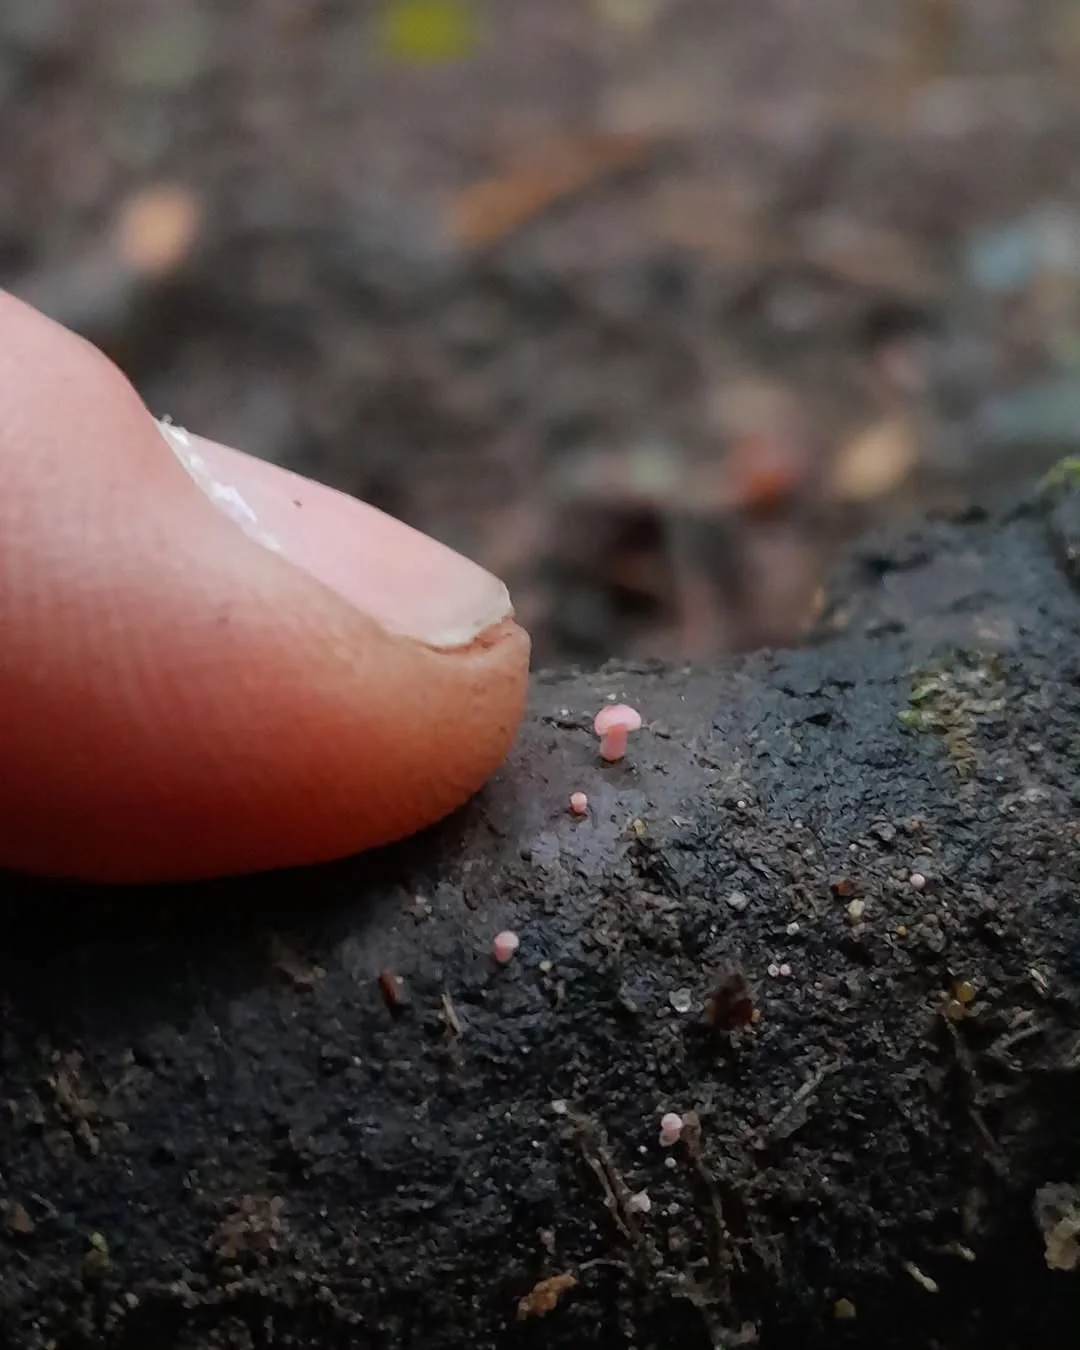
[
  {"left": 593, "top": 703, "right": 643, "bottom": 762},
  {"left": 492, "top": 930, "right": 520, "bottom": 964},
  {"left": 569, "top": 791, "right": 589, "bottom": 816}
]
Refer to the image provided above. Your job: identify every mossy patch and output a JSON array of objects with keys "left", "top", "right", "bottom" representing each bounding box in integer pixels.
[
  {"left": 1039, "top": 455, "right": 1080, "bottom": 495},
  {"left": 898, "top": 654, "right": 1006, "bottom": 776}
]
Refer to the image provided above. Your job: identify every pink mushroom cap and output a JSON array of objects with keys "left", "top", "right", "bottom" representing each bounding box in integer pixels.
[
  {"left": 658, "top": 1111, "right": 684, "bottom": 1145},
  {"left": 593, "top": 704, "right": 643, "bottom": 761},
  {"left": 594, "top": 704, "right": 643, "bottom": 737},
  {"left": 492, "top": 930, "right": 520, "bottom": 964}
]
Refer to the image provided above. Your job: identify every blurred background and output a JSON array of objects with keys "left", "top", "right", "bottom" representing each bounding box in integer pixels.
[{"left": 4, "top": 0, "right": 1080, "bottom": 665}]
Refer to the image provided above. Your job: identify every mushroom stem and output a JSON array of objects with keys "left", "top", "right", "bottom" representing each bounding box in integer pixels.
[{"left": 599, "top": 727, "right": 629, "bottom": 761}]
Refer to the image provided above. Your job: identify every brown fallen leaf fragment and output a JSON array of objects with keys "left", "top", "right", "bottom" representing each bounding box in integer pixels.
[
  {"left": 801, "top": 217, "right": 940, "bottom": 302},
  {"left": 517, "top": 1271, "right": 578, "bottom": 1320},
  {"left": 269, "top": 936, "right": 324, "bottom": 990},
  {"left": 828, "top": 415, "right": 918, "bottom": 505},
  {"left": 648, "top": 180, "right": 780, "bottom": 268},
  {"left": 14, "top": 183, "right": 203, "bottom": 339},
  {"left": 1035, "top": 1182, "right": 1080, "bottom": 1272},
  {"left": 702, "top": 970, "right": 756, "bottom": 1035},
  {"left": 449, "top": 132, "right": 656, "bottom": 250},
  {"left": 114, "top": 183, "right": 202, "bottom": 278}
]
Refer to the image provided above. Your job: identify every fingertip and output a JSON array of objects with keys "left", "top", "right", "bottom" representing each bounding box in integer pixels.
[{"left": 0, "top": 288, "right": 532, "bottom": 883}]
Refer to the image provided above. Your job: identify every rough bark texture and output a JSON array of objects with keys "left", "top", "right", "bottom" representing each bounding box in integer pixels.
[{"left": 2, "top": 492, "right": 1080, "bottom": 1350}]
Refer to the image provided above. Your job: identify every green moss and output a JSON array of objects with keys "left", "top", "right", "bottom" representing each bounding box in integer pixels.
[
  {"left": 1039, "top": 455, "right": 1080, "bottom": 494},
  {"left": 898, "top": 655, "right": 1006, "bottom": 777}
]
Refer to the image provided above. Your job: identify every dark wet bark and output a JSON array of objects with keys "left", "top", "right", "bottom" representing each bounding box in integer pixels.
[{"left": 2, "top": 495, "right": 1080, "bottom": 1350}]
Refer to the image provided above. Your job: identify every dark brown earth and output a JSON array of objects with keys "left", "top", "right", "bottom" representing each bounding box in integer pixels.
[{"left": 2, "top": 482, "right": 1079, "bottom": 1349}]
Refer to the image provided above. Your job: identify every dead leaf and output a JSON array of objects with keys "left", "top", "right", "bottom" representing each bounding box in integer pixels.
[
  {"left": 702, "top": 970, "right": 756, "bottom": 1034},
  {"left": 269, "top": 937, "right": 323, "bottom": 989},
  {"left": 802, "top": 217, "right": 939, "bottom": 301},
  {"left": 726, "top": 434, "right": 808, "bottom": 515},
  {"left": 695, "top": 378, "right": 812, "bottom": 515},
  {"left": 115, "top": 184, "right": 201, "bottom": 278},
  {"left": 828, "top": 416, "right": 917, "bottom": 505},
  {"left": 649, "top": 181, "right": 780, "bottom": 268},
  {"left": 449, "top": 133, "right": 655, "bottom": 250},
  {"left": 517, "top": 1271, "right": 578, "bottom": 1320},
  {"left": 1035, "top": 1183, "right": 1080, "bottom": 1272}
]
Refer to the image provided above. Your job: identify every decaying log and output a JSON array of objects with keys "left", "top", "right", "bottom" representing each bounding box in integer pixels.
[{"left": 2, "top": 493, "right": 1079, "bottom": 1350}]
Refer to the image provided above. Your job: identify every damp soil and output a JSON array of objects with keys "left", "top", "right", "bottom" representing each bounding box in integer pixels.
[{"left": 2, "top": 489, "right": 1079, "bottom": 1350}]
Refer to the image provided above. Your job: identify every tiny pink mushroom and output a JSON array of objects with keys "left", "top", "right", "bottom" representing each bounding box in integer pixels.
[
  {"left": 659, "top": 1111, "right": 683, "bottom": 1146},
  {"left": 569, "top": 791, "right": 589, "bottom": 816},
  {"left": 492, "top": 930, "right": 520, "bottom": 964},
  {"left": 593, "top": 703, "right": 643, "bottom": 762}
]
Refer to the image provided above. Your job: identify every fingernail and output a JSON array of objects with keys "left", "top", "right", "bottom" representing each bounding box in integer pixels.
[{"left": 158, "top": 418, "right": 515, "bottom": 650}]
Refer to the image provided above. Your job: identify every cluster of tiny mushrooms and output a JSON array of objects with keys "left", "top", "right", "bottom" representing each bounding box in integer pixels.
[
  {"left": 489, "top": 701, "right": 676, "bottom": 1157},
  {"left": 475, "top": 697, "right": 967, "bottom": 1228},
  {"left": 491, "top": 701, "right": 643, "bottom": 961}
]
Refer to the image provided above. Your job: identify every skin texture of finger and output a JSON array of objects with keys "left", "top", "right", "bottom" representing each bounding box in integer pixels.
[{"left": 0, "top": 290, "right": 531, "bottom": 883}]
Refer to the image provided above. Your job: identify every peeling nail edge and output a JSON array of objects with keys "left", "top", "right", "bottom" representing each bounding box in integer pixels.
[{"left": 157, "top": 416, "right": 284, "bottom": 554}]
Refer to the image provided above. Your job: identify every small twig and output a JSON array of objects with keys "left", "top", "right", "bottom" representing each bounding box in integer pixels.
[
  {"left": 572, "top": 1117, "right": 655, "bottom": 1276},
  {"left": 967, "top": 1107, "right": 1007, "bottom": 1179},
  {"left": 440, "top": 991, "right": 462, "bottom": 1038},
  {"left": 943, "top": 1019, "right": 1007, "bottom": 1177},
  {"left": 754, "top": 1060, "right": 840, "bottom": 1148},
  {"left": 984, "top": 1016, "right": 1042, "bottom": 1069},
  {"left": 580, "top": 1146, "right": 634, "bottom": 1239}
]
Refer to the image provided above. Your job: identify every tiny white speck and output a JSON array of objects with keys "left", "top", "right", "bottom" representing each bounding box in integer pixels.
[{"left": 668, "top": 988, "right": 692, "bottom": 1014}]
